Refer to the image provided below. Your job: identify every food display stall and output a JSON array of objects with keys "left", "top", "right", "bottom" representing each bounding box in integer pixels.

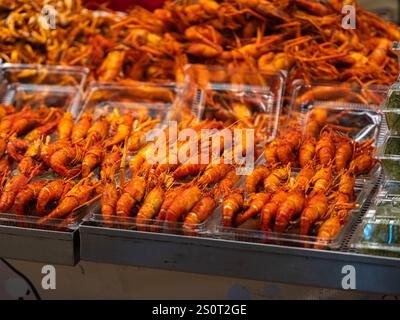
[{"left": 0, "top": 0, "right": 400, "bottom": 299}]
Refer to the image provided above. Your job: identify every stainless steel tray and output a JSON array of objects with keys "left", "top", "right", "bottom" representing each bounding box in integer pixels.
[{"left": 0, "top": 224, "right": 78, "bottom": 266}]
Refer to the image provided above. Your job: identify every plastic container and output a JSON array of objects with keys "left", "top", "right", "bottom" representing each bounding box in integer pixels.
[
  {"left": 83, "top": 201, "right": 214, "bottom": 237},
  {"left": 0, "top": 63, "right": 88, "bottom": 116},
  {"left": 287, "top": 80, "right": 388, "bottom": 147},
  {"left": 370, "top": 199, "right": 400, "bottom": 220},
  {"left": 377, "top": 135, "right": 400, "bottom": 181},
  {"left": 376, "top": 179, "right": 400, "bottom": 198},
  {"left": 215, "top": 166, "right": 377, "bottom": 249},
  {"left": 174, "top": 64, "right": 286, "bottom": 144},
  {"left": 0, "top": 171, "right": 86, "bottom": 265},
  {"left": 351, "top": 218, "right": 400, "bottom": 257},
  {"left": 363, "top": 180, "right": 400, "bottom": 220},
  {"left": 80, "top": 81, "right": 176, "bottom": 122},
  {"left": 380, "top": 82, "right": 400, "bottom": 134},
  {"left": 79, "top": 81, "right": 222, "bottom": 237}
]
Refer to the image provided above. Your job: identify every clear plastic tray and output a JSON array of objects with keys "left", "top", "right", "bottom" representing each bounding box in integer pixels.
[
  {"left": 380, "top": 82, "right": 400, "bottom": 134},
  {"left": 0, "top": 63, "right": 88, "bottom": 86},
  {"left": 79, "top": 81, "right": 224, "bottom": 236},
  {"left": 351, "top": 218, "right": 400, "bottom": 257},
  {"left": 0, "top": 63, "right": 88, "bottom": 116},
  {"left": 173, "top": 64, "right": 286, "bottom": 144},
  {"left": 215, "top": 165, "right": 378, "bottom": 249},
  {"left": 287, "top": 80, "right": 388, "bottom": 147},
  {"left": 0, "top": 171, "right": 93, "bottom": 232},
  {"left": 79, "top": 81, "right": 177, "bottom": 121},
  {"left": 376, "top": 179, "right": 400, "bottom": 199},
  {"left": 368, "top": 199, "right": 400, "bottom": 220},
  {"left": 364, "top": 180, "right": 400, "bottom": 220},
  {"left": 83, "top": 200, "right": 215, "bottom": 237},
  {"left": 377, "top": 135, "right": 400, "bottom": 181}
]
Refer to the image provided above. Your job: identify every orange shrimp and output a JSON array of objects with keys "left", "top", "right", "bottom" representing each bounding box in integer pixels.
[
  {"left": 100, "top": 148, "right": 121, "bottom": 181},
  {"left": 245, "top": 165, "right": 270, "bottom": 194},
  {"left": 234, "top": 192, "right": 270, "bottom": 227},
  {"left": 101, "top": 182, "right": 120, "bottom": 217},
  {"left": 349, "top": 152, "right": 377, "bottom": 175},
  {"left": 82, "top": 144, "right": 105, "bottom": 178},
  {"left": 304, "top": 119, "right": 320, "bottom": 139},
  {"left": 0, "top": 133, "right": 7, "bottom": 157},
  {"left": 215, "top": 168, "right": 240, "bottom": 197},
  {"left": 85, "top": 116, "right": 110, "bottom": 147},
  {"left": 335, "top": 139, "right": 353, "bottom": 172},
  {"left": 58, "top": 112, "right": 74, "bottom": 140},
  {"left": 49, "top": 145, "right": 84, "bottom": 178},
  {"left": 314, "top": 215, "right": 342, "bottom": 249},
  {"left": 264, "top": 140, "right": 279, "bottom": 165},
  {"left": 40, "top": 138, "right": 71, "bottom": 166},
  {"left": 0, "top": 105, "right": 30, "bottom": 132},
  {"left": 285, "top": 129, "right": 302, "bottom": 151},
  {"left": 129, "top": 143, "right": 154, "bottom": 175},
  {"left": 310, "top": 165, "right": 333, "bottom": 197},
  {"left": 338, "top": 170, "right": 355, "bottom": 197},
  {"left": 10, "top": 107, "right": 57, "bottom": 136},
  {"left": 165, "top": 185, "right": 202, "bottom": 222},
  {"left": 0, "top": 173, "right": 30, "bottom": 212},
  {"left": 300, "top": 192, "right": 329, "bottom": 236},
  {"left": 104, "top": 114, "right": 134, "bottom": 148},
  {"left": 17, "top": 156, "right": 45, "bottom": 178},
  {"left": 183, "top": 195, "right": 216, "bottom": 228},
  {"left": 151, "top": 187, "right": 182, "bottom": 231},
  {"left": 14, "top": 180, "right": 47, "bottom": 216},
  {"left": 198, "top": 163, "right": 231, "bottom": 187},
  {"left": 0, "top": 156, "right": 10, "bottom": 177},
  {"left": 36, "top": 179, "right": 74, "bottom": 215},
  {"left": 23, "top": 117, "right": 60, "bottom": 143},
  {"left": 222, "top": 191, "right": 244, "bottom": 227},
  {"left": 116, "top": 175, "right": 147, "bottom": 217},
  {"left": 38, "top": 179, "right": 99, "bottom": 223},
  {"left": 316, "top": 130, "right": 336, "bottom": 165},
  {"left": 127, "top": 118, "right": 159, "bottom": 152},
  {"left": 0, "top": 104, "right": 15, "bottom": 120},
  {"left": 274, "top": 190, "right": 305, "bottom": 233},
  {"left": 6, "top": 138, "right": 28, "bottom": 162},
  {"left": 71, "top": 112, "right": 93, "bottom": 143},
  {"left": 172, "top": 152, "right": 208, "bottom": 180},
  {"left": 292, "top": 164, "right": 315, "bottom": 192},
  {"left": 260, "top": 190, "right": 287, "bottom": 232},
  {"left": 136, "top": 185, "right": 165, "bottom": 226},
  {"left": 263, "top": 164, "right": 290, "bottom": 193},
  {"left": 299, "top": 138, "right": 316, "bottom": 168},
  {"left": 294, "top": 0, "right": 331, "bottom": 16},
  {"left": 276, "top": 140, "right": 296, "bottom": 165}
]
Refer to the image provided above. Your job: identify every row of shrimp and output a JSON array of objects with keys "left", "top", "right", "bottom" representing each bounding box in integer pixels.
[
  {"left": 4, "top": 175, "right": 99, "bottom": 225},
  {"left": 264, "top": 109, "right": 378, "bottom": 176},
  {"left": 222, "top": 153, "right": 366, "bottom": 248},
  {"left": 0, "top": 103, "right": 163, "bottom": 227},
  {"left": 30, "top": 108, "right": 161, "bottom": 180},
  {"left": 100, "top": 173, "right": 220, "bottom": 235},
  {"left": 99, "top": 117, "right": 248, "bottom": 234}
]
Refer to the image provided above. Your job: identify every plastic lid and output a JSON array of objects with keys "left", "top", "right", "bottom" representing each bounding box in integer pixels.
[
  {"left": 180, "top": 64, "right": 286, "bottom": 142},
  {"left": 0, "top": 63, "right": 89, "bottom": 88}
]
